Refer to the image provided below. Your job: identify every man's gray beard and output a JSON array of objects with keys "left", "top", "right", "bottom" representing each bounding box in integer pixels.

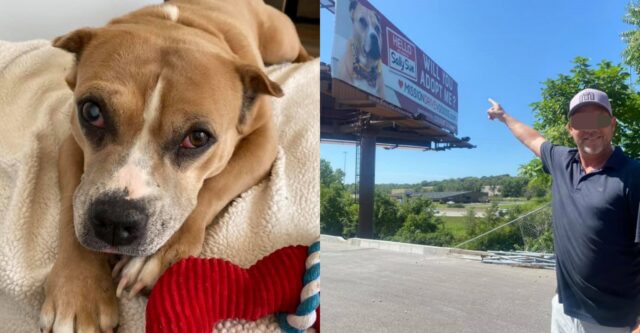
[
  {"left": 581, "top": 140, "right": 613, "bottom": 156},
  {"left": 582, "top": 144, "right": 603, "bottom": 155}
]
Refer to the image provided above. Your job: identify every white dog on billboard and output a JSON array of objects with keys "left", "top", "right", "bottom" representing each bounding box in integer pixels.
[{"left": 336, "top": 0, "right": 385, "bottom": 99}]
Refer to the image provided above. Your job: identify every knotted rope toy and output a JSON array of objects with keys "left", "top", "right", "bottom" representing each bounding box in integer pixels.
[
  {"left": 277, "top": 241, "right": 320, "bottom": 332},
  {"left": 146, "top": 241, "right": 320, "bottom": 332}
]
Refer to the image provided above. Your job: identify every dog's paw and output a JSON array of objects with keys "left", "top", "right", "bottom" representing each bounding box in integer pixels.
[
  {"left": 40, "top": 259, "right": 119, "bottom": 333},
  {"left": 113, "top": 244, "right": 199, "bottom": 298},
  {"left": 112, "top": 255, "right": 162, "bottom": 298},
  {"left": 113, "top": 225, "right": 205, "bottom": 298}
]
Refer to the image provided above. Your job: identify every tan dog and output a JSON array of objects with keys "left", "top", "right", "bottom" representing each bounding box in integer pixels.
[
  {"left": 337, "top": 0, "right": 384, "bottom": 98},
  {"left": 39, "top": 0, "right": 312, "bottom": 331}
]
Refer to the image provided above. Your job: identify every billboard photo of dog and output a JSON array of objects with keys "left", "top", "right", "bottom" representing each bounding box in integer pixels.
[{"left": 336, "top": 0, "right": 385, "bottom": 99}]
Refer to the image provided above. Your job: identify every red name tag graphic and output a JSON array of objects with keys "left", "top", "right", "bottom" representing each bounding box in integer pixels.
[{"left": 387, "top": 28, "right": 417, "bottom": 80}]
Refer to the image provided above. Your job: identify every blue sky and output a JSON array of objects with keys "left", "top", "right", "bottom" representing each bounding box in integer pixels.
[{"left": 320, "top": 0, "right": 633, "bottom": 184}]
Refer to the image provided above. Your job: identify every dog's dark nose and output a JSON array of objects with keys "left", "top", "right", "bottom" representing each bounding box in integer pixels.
[
  {"left": 90, "top": 196, "right": 148, "bottom": 246},
  {"left": 368, "top": 34, "right": 380, "bottom": 60}
]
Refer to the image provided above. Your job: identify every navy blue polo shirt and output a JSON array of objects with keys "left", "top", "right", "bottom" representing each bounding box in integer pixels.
[{"left": 540, "top": 141, "right": 640, "bottom": 327}]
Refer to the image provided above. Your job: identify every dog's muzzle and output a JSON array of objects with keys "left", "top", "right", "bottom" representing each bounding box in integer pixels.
[
  {"left": 368, "top": 34, "right": 381, "bottom": 60},
  {"left": 89, "top": 194, "right": 149, "bottom": 246}
]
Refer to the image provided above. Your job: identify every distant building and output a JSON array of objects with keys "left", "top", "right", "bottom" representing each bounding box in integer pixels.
[
  {"left": 390, "top": 190, "right": 488, "bottom": 203},
  {"left": 391, "top": 188, "right": 413, "bottom": 197},
  {"left": 481, "top": 185, "right": 502, "bottom": 197},
  {"left": 417, "top": 191, "right": 488, "bottom": 203}
]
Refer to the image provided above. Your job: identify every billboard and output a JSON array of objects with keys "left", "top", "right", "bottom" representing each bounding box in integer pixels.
[{"left": 331, "top": 0, "right": 459, "bottom": 134}]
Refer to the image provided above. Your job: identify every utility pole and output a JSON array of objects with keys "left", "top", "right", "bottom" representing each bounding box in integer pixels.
[{"left": 343, "top": 151, "right": 347, "bottom": 174}]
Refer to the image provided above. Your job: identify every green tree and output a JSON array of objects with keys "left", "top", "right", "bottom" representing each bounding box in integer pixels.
[
  {"left": 342, "top": 202, "right": 359, "bottom": 237},
  {"left": 464, "top": 202, "right": 523, "bottom": 251},
  {"left": 373, "top": 190, "right": 401, "bottom": 239},
  {"left": 500, "top": 177, "right": 528, "bottom": 198},
  {"left": 465, "top": 207, "right": 477, "bottom": 226},
  {"left": 320, "top": 159, "right": 345, "bottom": 187},
  {"left": 623, "top": 1, "right": 640, "bottom": 77},
  {"left": 320, "top": 184, "right": 349, "bottom": 236},
  {"left": 392, "top": 197, "right": 454, "bottom": 246},
  {"left": 519, "top": 207, "right": 554, "bottom": 252},
  {"left": 320, "top": 159, "right": 357, "bottom": 237}
]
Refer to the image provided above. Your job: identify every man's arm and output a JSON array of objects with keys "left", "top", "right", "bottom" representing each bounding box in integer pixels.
[{"left": 487, "top": 98, "right": 546, "bottom": 157}]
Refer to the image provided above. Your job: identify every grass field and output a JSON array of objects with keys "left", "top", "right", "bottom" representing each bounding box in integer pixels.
[
  {"left": 438, "top": 198, "right": 550, "bottom": 243},
  {"left": 440, "top": 216, "right": 469, "bottom": 241}
]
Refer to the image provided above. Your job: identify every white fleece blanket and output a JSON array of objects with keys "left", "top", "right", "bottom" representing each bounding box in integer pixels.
[{"left": 0, "top": 40, "right": 319, "bottom": 332}]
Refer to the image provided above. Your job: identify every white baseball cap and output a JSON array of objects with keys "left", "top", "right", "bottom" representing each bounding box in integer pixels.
[{"left": 568, "top": 88, "right": 612, "bottom": 117}]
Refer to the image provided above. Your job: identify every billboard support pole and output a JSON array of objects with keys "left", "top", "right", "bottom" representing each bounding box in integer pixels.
[{"left": 357, "top": 127, "right": 377, "bottom": 239}]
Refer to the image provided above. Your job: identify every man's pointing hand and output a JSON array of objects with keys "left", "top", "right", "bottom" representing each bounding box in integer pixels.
[{"left": 487, "top": 98, "right": 506, "bottom": 122}]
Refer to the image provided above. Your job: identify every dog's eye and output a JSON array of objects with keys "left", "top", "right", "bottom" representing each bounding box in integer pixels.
[
  {"left": 80, "top": 102, "right": 105, "bottom": 128},
  {"left": 359, "top": 17, "right": 368, "bottom": 28},
  {"left": 180, "top": 130, "right": 210, "bottom": 149}
]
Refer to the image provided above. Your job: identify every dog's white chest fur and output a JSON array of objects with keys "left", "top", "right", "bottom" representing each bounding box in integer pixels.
[{"left": 351, "top": 76, "right": 380, "bottom": 96}]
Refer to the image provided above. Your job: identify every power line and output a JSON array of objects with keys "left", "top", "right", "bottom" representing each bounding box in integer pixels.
[{"left": 454, "top": 202, "right": 551, "bottom": 249}]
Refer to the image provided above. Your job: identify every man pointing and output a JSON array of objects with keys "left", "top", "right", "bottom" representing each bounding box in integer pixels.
[{"left": 488, "top": 88, "right": 640, "bottom": 333}]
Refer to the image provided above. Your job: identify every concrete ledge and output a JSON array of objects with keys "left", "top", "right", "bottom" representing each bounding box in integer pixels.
[
  {"left": 348, "top": 238, "right": 451, "bottom": 256},
  {"left": 321, "top": 234, "right": 488, "bottom": 259},
  {"left": 320, "top": 234, "right": 347, "bottom": 243}
]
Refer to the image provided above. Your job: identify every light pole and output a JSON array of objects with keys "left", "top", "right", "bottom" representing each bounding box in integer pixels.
[{"left": 343, "top": 151, "right": 347, "bottom": 174}]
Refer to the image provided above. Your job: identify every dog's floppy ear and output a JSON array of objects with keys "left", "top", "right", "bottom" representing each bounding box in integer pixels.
[
  {"left": 236, "top": 64, "right": 283, "bottom": 98},
  {"left": 349, "top": 0, "right": 358, "bottom": 15},
  {"left": 349, "top": 0, "right": 360, "bottom": 22},
  {"left": 236, "top": 64, "right": 283, "bottom": 126},
  {"left": 52, "top": 28, "right": 96, "bottom": 90},
  {"left": 53, "top": 28, "right": 96, "bottom": 59}
]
